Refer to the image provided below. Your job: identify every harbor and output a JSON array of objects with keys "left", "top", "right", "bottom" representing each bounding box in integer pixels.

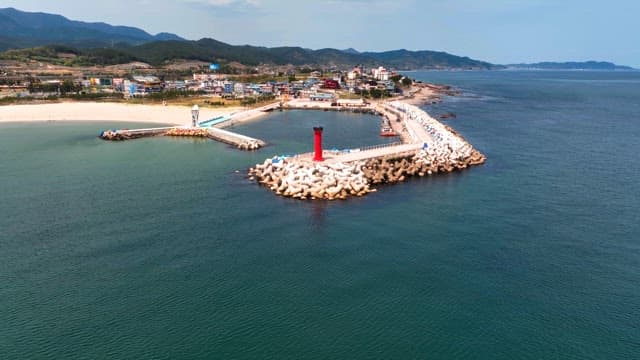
[{"left": 95, "top": 94, "right": 485, "bottom": 198}]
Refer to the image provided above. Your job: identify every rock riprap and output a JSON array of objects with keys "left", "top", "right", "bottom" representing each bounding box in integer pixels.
[{"left": 249, "top": 158, "right": 374, "bottom": 200}]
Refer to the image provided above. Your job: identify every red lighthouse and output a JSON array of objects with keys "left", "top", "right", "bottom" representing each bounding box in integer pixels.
[{"left": 313, "top": 126, "right": 324, "bottom": 161}]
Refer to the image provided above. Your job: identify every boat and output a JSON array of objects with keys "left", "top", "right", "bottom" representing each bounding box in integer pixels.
[{"left": 380, "top": 119, "right": 397, "bottom": 137}]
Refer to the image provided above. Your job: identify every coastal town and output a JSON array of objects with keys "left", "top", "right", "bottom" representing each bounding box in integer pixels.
[{"left": 0, "top": 60, "right": 421, "bottom": 105}]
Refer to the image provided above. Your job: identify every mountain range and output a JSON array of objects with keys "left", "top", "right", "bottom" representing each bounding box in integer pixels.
[
  {"left": 0, "top": 7, "right": 496, "bottom": 69},
  {"left": 0, "top": 7, "right": 183, "bottom": 49},
  {"left": 0, "top": 8, "right": 634, "bottom": 71}
]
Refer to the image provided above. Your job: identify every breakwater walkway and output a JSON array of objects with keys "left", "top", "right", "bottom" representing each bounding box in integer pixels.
[
  {"left": 99, "top": 102, "right": 282, "bottom": 149},
  {"left": 100, "top": 125, "right": 265, "bottom": 150}
]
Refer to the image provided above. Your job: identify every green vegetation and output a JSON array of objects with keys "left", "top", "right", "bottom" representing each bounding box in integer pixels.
[
  {"left": 0, "top": 91, "right": 124, "bottom": 104},
  {"left": 356, "top": 88, "right": 393, "bottom": 99},
  {"left": 0, "top": 45, "right": 140, "bottom": 66},
  {"left": 27, "top": 79, "right": 79, "bottom": 94},
  {"left": 144, "top": 89, "right": 205, "bottom": 100},
  {"left": 0, "top": 40, "right": 498, "bottom": 70},
  {"left": 0, "top": 7, "right": 183, "bottom": 52},
  {"left": 240, "top": 94, "right": 276, "bottom": 106},
  {"left": 390, "top": 74, "right": 413, "bottom": 87}
]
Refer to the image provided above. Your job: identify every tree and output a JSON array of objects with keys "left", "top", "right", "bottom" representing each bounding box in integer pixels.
[{"left": 59, "top": 79, "right": 78, "bottom": 95}]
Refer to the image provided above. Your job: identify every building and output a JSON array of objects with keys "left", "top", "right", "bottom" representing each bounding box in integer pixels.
[
  {"left": 127, "top": 76, "right": 163, "bottom": 96},
  {"left": 321, "top": 79, "right": 340, "bottom": 90},
  {"left": 223, "top": 82, "right": 234, "bottom": 94},
  {"left": 336, "top": 98, "right": 366, "bottom": 107},
  {"left": 310, "top": 92, "right": 335, "bottom": 101},
  {"left": 193, "top": 73, "right": 216, "bottom": 82},
  {"left": 372, "top": 66, "right": 390, "bottom": 81},
  {"left": 233, "top": 83, "right": 245, "bottom": 95}
]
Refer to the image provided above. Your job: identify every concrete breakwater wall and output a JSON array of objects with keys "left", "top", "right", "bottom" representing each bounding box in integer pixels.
[
  {"left": 206, "top": 127, "right": 265, "bottom": 150},
  {"left": 99, "top": 126, "right": 265, "bottom": 150},
  {"left": 100, "top": 127, "right": 171, "bottom": 141}
]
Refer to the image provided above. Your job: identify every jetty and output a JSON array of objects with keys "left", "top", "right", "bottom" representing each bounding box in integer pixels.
[
  {"left": 205, "top": 127, "right": 265, "bottom": 150},
  {"left": 99, "top": 105, "right": 268, "bottom": 150},
  {"left": 249, "top": 100, "right": 486, "bottom": 200},
  {"left": 101, "top": 125, "right": 265, "bottom": 150}
]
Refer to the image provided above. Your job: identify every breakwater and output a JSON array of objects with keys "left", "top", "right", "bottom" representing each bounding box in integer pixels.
[
  {"left": 249, "top": 100, "right": 486, "bottom": 200},
  {"left": 100, "top": 126, "right": 265, "bottom": 150},
  {"left": 249, "top": 158, "right": 375, "bottom": 200},
  {"left": 206, "top": 127, "right": 264, "bottom": 150}
]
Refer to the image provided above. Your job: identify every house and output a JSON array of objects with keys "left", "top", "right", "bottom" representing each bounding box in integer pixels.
[
  {"left": 372, "top": 66, "right": 390, "bottom": 81},
  {"left": 310, "top": 92, "right": 335, "bottom": 101},
  {"left": 321, "top": 79, "right": 340, "bottom": 89},
  {"left": 336, "top": 98, "right": 366, "bottom": 107},
  {"left": 233, "top": 83, "right": 245, "bottom": 95},
  {"left": 131, "top": 75, "right": 162, "bottom": 94}
]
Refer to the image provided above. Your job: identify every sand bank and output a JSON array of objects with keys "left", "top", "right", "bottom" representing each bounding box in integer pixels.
[{"left": 0, "top": 102, "right": 243, "bottom": 126}]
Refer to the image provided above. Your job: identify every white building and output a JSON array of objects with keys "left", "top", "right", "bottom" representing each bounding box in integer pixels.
[
  {"left": 233, "top": 83, "right": 245, "bottom": 95},
  {"left": 372, "top": 66, "right": 390, "bottom": 81}
]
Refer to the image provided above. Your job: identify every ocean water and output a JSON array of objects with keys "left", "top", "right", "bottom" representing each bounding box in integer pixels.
[{"left": 1, "top": 71, "right": 639, "bottom": 359}]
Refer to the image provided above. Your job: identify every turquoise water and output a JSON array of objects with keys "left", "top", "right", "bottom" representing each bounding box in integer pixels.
[{"left": 1, "top": 71, "right": 639, "bottom": 359}]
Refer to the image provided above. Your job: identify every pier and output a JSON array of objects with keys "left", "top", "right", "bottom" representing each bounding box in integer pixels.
[
  {"left": 206, "top": 127, "right": 265, "bottom": 150},
  {"left": 101, "top": 125, "right": 265, "bottom": 150},
  {"left": 99, "top": 104, "right": 267, "bottom": 150}
]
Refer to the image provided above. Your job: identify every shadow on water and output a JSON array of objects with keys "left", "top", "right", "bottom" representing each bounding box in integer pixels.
[{"left": 308, "top": 200, "right": 328, "bottom": 233}]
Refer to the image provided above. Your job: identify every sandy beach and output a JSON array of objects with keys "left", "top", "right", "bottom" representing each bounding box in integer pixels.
[{"left": 0, "top": 102, "right": 243, "bottom": 126}]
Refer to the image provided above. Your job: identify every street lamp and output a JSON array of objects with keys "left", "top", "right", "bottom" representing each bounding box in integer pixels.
[{"left": 191, "top": 104, "right": 199, "bottom": 127}]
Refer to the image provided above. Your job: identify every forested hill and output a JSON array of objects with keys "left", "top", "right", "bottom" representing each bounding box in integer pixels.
[
  {"left": 0, "top": 7, "right": 183, "bottom": 50},
  {"left": 126, "top": 39, "right": 494, "bottom": 69},
  {"left": 0, "top": 40, "right": 497, "bottom": 70}
]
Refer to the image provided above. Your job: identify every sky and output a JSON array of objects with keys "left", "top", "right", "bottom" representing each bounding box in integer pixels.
[{"left": 2, "top": 0, "right": 639, "bottom": 67}]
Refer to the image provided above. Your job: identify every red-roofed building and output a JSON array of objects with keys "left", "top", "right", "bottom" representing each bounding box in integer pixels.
[{"left": 322, "top": 79, "right": 340, "bottom": 89}]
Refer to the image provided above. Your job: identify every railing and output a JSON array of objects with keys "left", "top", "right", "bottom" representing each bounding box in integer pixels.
[
  {"left": 355, "top": 141, "right": 404, "bottom": 152},
  {"left": 206, "top": 127, "right": 265, "bottom": 144}
]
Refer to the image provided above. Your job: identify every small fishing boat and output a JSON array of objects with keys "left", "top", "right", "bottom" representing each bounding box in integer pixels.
[
  {"left": 380, "top": 125, "right": 397, "bottom": 137},
  {"left": 380, "top": 119, "right": 397, "bottom": 137}
]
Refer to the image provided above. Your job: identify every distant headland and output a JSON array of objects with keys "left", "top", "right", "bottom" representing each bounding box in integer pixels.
[{"left": 506, "top": 61, "right": 635, "bottom": 71}]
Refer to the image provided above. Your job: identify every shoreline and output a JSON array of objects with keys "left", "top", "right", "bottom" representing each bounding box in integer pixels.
[
  {"left": 0, "top": 81, "right": 454, "bottom": 126},
  {"left": 0, "top": 102, "right": 243, "bottom": 126}
]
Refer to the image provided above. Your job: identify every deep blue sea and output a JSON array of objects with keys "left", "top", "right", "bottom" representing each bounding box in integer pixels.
[{"left": 1, "top": 71, "right": 639, "bottom": 359}]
